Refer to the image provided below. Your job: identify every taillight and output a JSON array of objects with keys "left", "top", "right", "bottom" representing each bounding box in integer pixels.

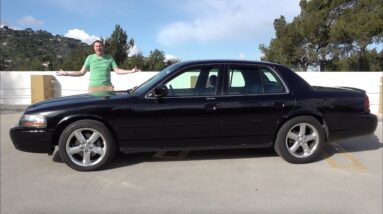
[{"left": 364, "top": 95, "right": 370, "bottom": 112}]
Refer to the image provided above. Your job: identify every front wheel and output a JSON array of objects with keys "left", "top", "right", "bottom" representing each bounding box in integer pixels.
[
  {"left": 58, "top": 120, "right": 116, "bottom": 171},
  {"left": 274, "top": 116, "right": 325, "bottom": 164}
]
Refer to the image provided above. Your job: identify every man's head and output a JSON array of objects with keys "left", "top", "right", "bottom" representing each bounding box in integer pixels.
[{"left": 92, "top": 40, "right": 104, "bottom": 56}]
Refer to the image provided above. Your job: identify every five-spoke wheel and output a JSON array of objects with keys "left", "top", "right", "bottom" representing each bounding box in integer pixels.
[
  {"left": 275, "top": 116, "right": 324, "bottom": 163},
  {"left": 59, "top": 120, "right": 115, "bottom": 171},
  {"left": 65, "top": 128, "right": 107, "bottom": 167}
]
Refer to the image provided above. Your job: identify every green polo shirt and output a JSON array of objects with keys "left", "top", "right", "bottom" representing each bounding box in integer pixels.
[{"left": 83, "top": 54, "right": 117, "bottom": 86}]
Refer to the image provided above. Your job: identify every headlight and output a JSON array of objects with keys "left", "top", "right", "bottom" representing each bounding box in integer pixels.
[{"left": 20, "top": 114, "right": 47, "bottom": 128}]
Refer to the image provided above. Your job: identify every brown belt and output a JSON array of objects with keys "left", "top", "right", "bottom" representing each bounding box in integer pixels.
[{"left": 88, "top": 85, "right": 114, "bottom": 93}]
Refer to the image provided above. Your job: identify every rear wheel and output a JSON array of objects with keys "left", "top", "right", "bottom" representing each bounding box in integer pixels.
[
  {"left": 58, "top": 120, "right": 115, "bottom": 171},
  {"left": 274, "top": 116, "right": 325, "bottom": 163}
]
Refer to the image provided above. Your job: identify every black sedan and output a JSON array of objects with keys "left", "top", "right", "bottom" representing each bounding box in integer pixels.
[{"left": 10, "top": 60, "right": 378, "bottom": 171}]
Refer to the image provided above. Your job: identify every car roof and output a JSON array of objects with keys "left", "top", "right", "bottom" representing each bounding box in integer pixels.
[
  {"left": 174, "top": 59, "right": 281, "bottom": 67},
  {"left": 167, "top": 59, "right": 312, "bottom": 95}
]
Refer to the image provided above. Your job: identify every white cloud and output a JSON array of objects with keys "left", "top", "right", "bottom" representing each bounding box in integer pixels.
[
  {"left": 0, "top": 21, "right": 18, "bottom": 29},
  {"left": 0, "top": 21, "right": 9, "bottom": 28},
  {"left": 157, "top": 0, "right": 300, "bottom": 45},
  {"left": 165, "top": 54, "right": 181, "bottom": 62},
  {"left": 64, "top": 29, "right": 99, "bottom": 45},
  {"left": 18, "top": 16, "right": 44, "bottom": 26},
  {"left": 240, "top": 53, "right": 245, "bottom": 59},
  {"left": 128, "top": 45, "right": 140, "bottom": 57}
]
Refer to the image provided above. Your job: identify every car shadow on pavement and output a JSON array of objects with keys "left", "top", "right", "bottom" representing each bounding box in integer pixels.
[
  {"left": 322, "top": 134, "right": 382, "bottom": 159},
  {"left": 51, "top": 134, "right": 382, "bottom": 170},
  {"left": 105, "top": 148, "right": 278, "bottom": 170}
]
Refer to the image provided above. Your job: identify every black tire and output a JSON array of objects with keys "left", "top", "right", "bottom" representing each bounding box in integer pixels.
[
  {"left": 274, "top": 116, "right": 325, "bottom": 164},
  {"left": 58, "top": 120, "right": 116, "bottom": 171}
]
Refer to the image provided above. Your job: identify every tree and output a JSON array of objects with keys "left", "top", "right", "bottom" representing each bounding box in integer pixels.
[
  {"left": 330, "top": 0, "right": 383, "bottom": 70},
  {"left": 298, "top": 0, "right": 335, "bottom": 71},
  {"left": 122, "top": 50, "right": 180, "bottom": 71},
  {"left": 0, "top": 27, "right": 89, "bottom": 71},
  {"left": 0, "top": 26, "right": 182, "bottom": 71},
  {"left": 260, "top": 16, "right": 308, "bottom": 71},
  {"left": 122, "top": 52, "right": 147, "bottom": 70},
  {"left": 146, "top": 49, "right": 166, "bottom": 70},
  {"left": 105, "top": 25, "right": 134, "bottom": 66},
  {"left": 165, "top": 58, "right": 180, "bottom": 67},
  {"left": 18, "top": 58, "right": 44, "bottom": 71},
  {"left": 260, "top": 0, "right": 383, "bottom": 71},
  {"left": 61, "top": 45, "right": 92, "bottom": 70}
]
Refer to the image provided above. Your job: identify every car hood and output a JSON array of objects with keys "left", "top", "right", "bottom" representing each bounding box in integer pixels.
[{"left": 26, "top": 90, "right": 133, "bottom": 113}]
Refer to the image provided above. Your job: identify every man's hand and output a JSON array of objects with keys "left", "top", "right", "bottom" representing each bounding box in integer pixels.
[
  {"left": 132, "top": 66, "right": 141, "bottom": 73},
  {"left": 56, "top": 69, "right": 68, "bottom": 76}
]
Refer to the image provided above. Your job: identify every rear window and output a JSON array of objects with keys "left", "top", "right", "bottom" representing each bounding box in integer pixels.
[{"left": 227, "top": 65, "right": 286, "bottom": 95}]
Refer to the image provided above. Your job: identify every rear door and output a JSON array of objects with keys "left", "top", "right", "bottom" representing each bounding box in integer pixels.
[{"left": 219, "top": 64, "right": 295, "bottom": 146}]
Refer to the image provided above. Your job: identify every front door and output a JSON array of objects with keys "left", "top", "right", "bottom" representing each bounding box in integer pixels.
[{"left": 131, "top": 64, "right": 223, "bottom": 149}]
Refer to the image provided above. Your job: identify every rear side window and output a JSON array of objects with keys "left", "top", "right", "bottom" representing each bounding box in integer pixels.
[{"left": 227, "top": 65, "right": 286, "bottom": 95}]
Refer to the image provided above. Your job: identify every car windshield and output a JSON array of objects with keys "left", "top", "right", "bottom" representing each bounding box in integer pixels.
[{"left": 130, "top": 63, "right": 181, "bottom": 96}]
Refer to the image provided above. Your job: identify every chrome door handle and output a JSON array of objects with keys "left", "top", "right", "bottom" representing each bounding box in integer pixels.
[
  {"left": 273, "top": 101, "right": 286, "bottom": 108},
  {"left": 204, "top": 103, "right": 220, "bottom": 111}
]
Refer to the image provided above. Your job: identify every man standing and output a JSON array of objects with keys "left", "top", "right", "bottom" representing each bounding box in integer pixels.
[{"left": 57, "top": 40, "right": 140, "bottom": 92}]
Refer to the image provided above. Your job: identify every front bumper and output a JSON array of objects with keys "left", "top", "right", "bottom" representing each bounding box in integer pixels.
[{"left": 9, "top": 126, "right": 55, "bottom": 153}]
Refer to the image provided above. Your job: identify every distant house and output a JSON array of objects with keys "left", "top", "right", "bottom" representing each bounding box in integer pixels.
[{"left": 42, "top": 62, "right": 50, "bottom": 68}]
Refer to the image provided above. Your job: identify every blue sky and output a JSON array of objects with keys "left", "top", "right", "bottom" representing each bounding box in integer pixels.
[{"left": 1, "top": 0, "right": 301, "bottom": 61}]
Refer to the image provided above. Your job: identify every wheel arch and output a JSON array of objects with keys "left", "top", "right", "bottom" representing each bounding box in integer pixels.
[
  {"left": 52, "top": 115, "right": 119, "bottom": 149},
  {"left": 273, "top": 109, "right": 329, "bottom": 144}
]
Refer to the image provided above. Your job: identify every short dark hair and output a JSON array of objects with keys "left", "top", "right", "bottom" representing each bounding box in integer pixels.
[{"left": 92, "top": 40, "right": 104, "bottom": 47}]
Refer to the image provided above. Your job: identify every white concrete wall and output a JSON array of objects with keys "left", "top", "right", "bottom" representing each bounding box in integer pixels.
[
  {"left": 1, "top": 71, "right": 382, "bottom": 114},
  {"left": 0, "top": 71, "right": 157, "bottom": 105}
]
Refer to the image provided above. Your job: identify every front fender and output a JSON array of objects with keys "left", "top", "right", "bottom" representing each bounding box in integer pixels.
[{"left": 51, "top": 114, "right": 107, "bottom": 146}]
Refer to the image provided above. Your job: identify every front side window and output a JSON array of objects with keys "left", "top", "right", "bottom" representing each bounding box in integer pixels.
[
  {"left": 163, "top": 66, "right": 219, "bottom": 97},
  {"left": 227, "top": 65, "right": 286, "bottom": 95}
]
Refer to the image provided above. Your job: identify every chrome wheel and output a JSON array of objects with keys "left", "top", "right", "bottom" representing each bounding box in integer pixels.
[
  {"left": 65, "top": 128, "right": 107, "bottom": 167},
  {"left": 285, "top": 123, "right": 319, "bottom": 158}
]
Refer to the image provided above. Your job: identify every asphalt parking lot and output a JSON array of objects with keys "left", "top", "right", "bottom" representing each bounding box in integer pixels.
[{"left": 1, "top": 112, "right": 382, "bottom": 214}]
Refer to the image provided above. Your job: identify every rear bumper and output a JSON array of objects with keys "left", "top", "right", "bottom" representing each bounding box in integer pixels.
[
  {"left": 9, "top": 126, "right": 55, "bottom": 153},
  {"left": 327, "top": 113, "right": 378, "bottom": 141}
]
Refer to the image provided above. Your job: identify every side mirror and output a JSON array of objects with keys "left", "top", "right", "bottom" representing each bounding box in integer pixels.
[{"left": 153, "top": 85, "right": 169, "bottom": 98}]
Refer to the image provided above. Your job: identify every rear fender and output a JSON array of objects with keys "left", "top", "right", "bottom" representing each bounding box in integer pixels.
[{"left": 274, "top": 109, "right": 329, "bottom": 143}]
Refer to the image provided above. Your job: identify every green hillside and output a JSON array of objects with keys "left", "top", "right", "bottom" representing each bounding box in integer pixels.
[{"left": 0, "top": 26, "right": 91, "bottom": 71}]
